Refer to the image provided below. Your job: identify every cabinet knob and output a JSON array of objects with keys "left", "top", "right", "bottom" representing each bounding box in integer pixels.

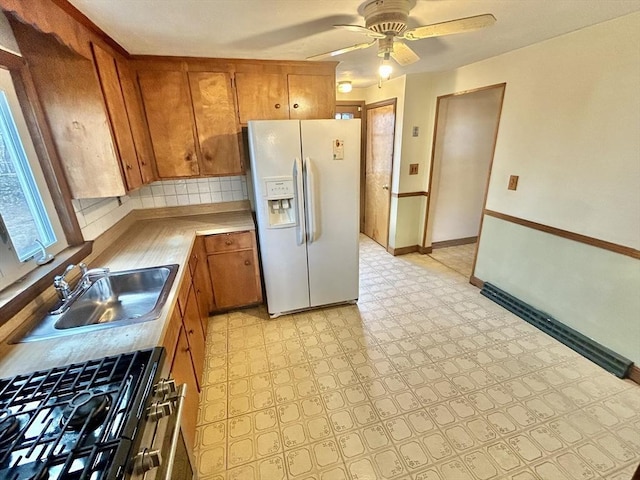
[
  {"left": 275, "top": 103, "right": 281, "bottom": 109},
  {"left": 126, "top": 164, "right": 132, "bottom": 170},
  {"left": 244, "top": 260, "right": 251, "bottom": 266},
  {"left": 293, "top": 103, "right": 299, "bottom": 109},
  {"left": 188, "top": 329, "right": 194, "bottom": 334},
  {"left": 225, "top": 240, "right": 233, "bottom": 245},
  {"left": 185, "top": 153, "right": 192, "bottom": 161},
  {"left": 141, "top": 161, "right": 147, "bottom": 166},
  {"left": 205, "top": 153, "right": 212, "bottom": 161}
]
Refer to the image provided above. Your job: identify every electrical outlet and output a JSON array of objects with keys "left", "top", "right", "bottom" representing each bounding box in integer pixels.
[
  {"left": 412, "top": 126, "right": 419, "bottom": 137},
  {"left": 508, "top": 175, "right": 519, "bottom": 190},
  {"left": 409, "top": 164, "right": 419, "bottom": 175}
]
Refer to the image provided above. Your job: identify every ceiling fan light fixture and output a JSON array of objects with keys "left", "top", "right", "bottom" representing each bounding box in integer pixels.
[
  {"left": 337, "top": 81, "right": 353, "bottom": 93},
  {"left": 379, "top": 61, "right": 392, "bottom": 80}
]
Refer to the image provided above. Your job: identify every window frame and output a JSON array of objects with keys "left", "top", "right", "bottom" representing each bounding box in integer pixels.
[{"left": 0, "top": 48, "right": 91, "bottom": 325}]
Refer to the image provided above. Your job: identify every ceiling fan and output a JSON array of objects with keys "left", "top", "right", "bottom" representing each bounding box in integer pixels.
[{"left": 307, "top": 0, "right": 496, "bottom": 68}]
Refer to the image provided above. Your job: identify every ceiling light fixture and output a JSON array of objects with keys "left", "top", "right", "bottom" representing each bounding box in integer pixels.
[{"left": 337, "top": 81, "right": 353, "bottom": 93}]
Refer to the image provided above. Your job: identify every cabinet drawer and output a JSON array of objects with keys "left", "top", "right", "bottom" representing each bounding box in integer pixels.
[{"left": 205, "top": 231, "right": 253, "bottom": 253}]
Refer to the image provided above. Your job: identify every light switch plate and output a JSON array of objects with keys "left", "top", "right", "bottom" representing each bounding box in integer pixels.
[
  {"left": 508, "top": 175, "right": 519, "bottom": 190},
  {"left": 409, "top": 164, "right": 419, "bottom": 175}
]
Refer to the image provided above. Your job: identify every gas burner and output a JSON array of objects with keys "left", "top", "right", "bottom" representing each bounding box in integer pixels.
[
  {"left": 0, "top": 408, "right": 20, "bottom": 446},
  {"left": 61, "top": 391, "right": 111, "bottom": 432}
]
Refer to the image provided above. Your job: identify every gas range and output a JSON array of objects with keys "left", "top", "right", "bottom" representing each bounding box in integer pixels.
[{"left": 0, "top": 348, "right": 184, "bottom": 480}]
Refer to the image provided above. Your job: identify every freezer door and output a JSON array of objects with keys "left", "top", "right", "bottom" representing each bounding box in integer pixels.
[
  {"left": 248, "top": 120, "right": 310, "bottom": 315},
  {"left": 301, "top": 120, "right": 360, "bottom": 307}
]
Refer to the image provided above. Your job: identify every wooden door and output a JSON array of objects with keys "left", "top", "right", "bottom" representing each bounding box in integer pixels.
[
  {"left": 91, "top": 43, "right": 142, "bottom": 191},
  {"left": 288, "top": 74, "right": 335, "bottom": 119},
  {"left": 235, "top": 72, "right": 289, "bottom": 123},
  {"left": 188, "top": 72, "right": 243, "bottom": 175},
  {"left": 183, "top": 285, "right": 205, "bottom": 388},
  {"left": 116, "top": 59, "right": 156, "bottom": 184},
  {"left": 190, "top": 236, "right": 214, "bottom": 333},
  {"left": 170, "top": 326, "right": 199, "bottom": 453},
  {"left": 137, "top": 70, "right": 200, "bottom": 178},
  {"left": 364, "top": 100, "right": 396, "bottom": 248},
  {"left": 208, "top": 250, "right": 260, "bottom": 309}
]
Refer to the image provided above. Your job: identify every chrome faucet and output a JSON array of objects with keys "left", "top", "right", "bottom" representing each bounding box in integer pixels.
[{"left": 52, "top": 263, "right": 110, "bottom": 314}]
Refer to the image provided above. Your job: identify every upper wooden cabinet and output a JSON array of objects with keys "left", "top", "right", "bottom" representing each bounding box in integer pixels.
[
  {"left": 235, "top": 72, "right": 336, "bottom": 124},
  {"left": 235, "top": 73, "right": 289, "bottom": 123},
  {"left": 188, "top": 72, "right": 243, "bottom": 175},
  {"left": 288, "top": 74, "right": 335, "bottom": 120},
  {"left": 91, "top": 43, "right": 144, "bottom": 191},
  {"left": 115, "top": 59, "right": 156, "bottom": 184},
  {"left": 10, "top": 20, "right": 127, "bottom": 199},
  {"left": 137, "top": 70, "right": 200, "bottom": 178}
]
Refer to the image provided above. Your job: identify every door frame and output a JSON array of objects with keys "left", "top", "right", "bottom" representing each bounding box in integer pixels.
[
  {"left": 421, "top": 83, "right": 506, "bottom": 283},
  {"left": 336, "top": 100, "right": 366, "bottom": 231},
  {"left": 364, "top": 98, "right": 397, "bottom": 249}
]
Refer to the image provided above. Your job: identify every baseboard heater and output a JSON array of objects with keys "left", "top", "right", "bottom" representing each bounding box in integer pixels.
[{"left": 480, "top": 282, "right": 632, "bottom": 378}]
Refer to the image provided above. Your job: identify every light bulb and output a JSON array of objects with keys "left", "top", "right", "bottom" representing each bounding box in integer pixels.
[{"left": 379, "top": 62, "right": 392, "bottom": 80}]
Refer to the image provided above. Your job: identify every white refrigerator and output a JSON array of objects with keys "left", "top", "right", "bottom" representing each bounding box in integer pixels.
[{"left": 247, "top": 119, "right": 360, "bottom": 317}]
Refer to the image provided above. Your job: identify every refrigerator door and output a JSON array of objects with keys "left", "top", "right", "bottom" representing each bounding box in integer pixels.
[
  {"left": 301, "top": 120, "right": 360, "bottom": 307},
  {"left": 248, "top": 120, "right": 311, "bottom": 315}
]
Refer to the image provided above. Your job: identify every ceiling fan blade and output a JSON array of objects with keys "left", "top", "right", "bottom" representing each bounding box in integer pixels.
[
  {"left": 391, "top": 41, "right": 420, "bottom": 66},
  {"left": 403, "top": 14, "right": 496, "bottom": 41},
  {"left": 333, "top": 24, "right": 386, "bottom": 39},
  {"left": 306, "top": 41, "right": 376, "bottom": 60}
]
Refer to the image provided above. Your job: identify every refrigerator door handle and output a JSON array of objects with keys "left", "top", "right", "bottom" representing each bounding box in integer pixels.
[
  {"left": 304, "top": 156, "right": 317, "bottom": 244},
  {"left": 293, "top": 157, "right": 306, "bottom": 246}
]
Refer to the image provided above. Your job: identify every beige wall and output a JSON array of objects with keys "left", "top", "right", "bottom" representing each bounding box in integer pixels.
[{"left": 426, "top": 12, "right": 640, "bottom": 362}]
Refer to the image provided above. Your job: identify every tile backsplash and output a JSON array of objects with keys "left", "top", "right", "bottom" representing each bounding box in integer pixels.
[{"left": 72, "top": 176, "right": 248, "bottom": 240}]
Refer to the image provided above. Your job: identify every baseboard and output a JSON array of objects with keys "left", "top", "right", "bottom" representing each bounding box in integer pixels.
[
  {"left": 469, "top": 275, "right": 484, "bottom": 288},
  {"left": 419, "top": 246, "right": 432, "bottom": 254},
  {"left": 628, "top": 364, "right": 640, "bottom": 385},
  {"left": 432, "top": 236, "right": 478, "bottom": 249},
  {"left": 387, "top": 245, "right": 419, "bottom": 256}
]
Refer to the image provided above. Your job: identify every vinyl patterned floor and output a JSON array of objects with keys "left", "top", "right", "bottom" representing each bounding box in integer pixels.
[
  {"left": 194, "top": 236, "right": 640, "bottom": 480},
  {"left": 428, "top": 243, "right": 477, "bottom": 278}
]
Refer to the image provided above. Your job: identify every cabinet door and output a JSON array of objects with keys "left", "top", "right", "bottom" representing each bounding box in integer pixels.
[
  {"left": 138, "top": 70, "right": 200, "bottom": 178},
  {"left": 288, "top": 74, "right": 335, "bottom": 120},
  {"left": 183, "top": 285, "right": 205, "bottom": 388},
  {"left": 208, "top": 250, "right": 260, "bottom": 309},
  {"left": 170, "top": 326, "right": 199, "bottom": 454},
  {"left": 192, "top": 237, "right": 215, "bottom": 329},
  {"left": 11, "top": 20, "right": 126, "bottom": 199},
  {"left": 189, "top": 72, "right": 243, "bottom": 175},
  {"left": 91, "top": 43, "right": 143, "bottom": 191},
  {"left": 116, "top": 59, "right": 156, "bottom": 184},
  {"left": 235, "top": 72, "right": 289, "bottom": 123}
]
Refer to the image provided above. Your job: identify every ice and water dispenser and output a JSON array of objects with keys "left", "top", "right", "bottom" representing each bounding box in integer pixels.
[{"left": 263, "top": 177, "right": 296, "bottom": 228}]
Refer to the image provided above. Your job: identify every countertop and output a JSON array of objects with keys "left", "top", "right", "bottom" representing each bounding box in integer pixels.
[{"left": 0, "top": 210, "right": 255, "bottom": 377}]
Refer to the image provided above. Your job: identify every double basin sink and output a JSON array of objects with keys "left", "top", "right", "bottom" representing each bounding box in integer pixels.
[{"left": 14, "top": 264, "right": 178, "bottom": 343}]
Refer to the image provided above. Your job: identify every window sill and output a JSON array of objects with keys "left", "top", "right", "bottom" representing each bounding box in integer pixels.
[{"left": 0, "top": 242, "right": 92, "bottom": 325}]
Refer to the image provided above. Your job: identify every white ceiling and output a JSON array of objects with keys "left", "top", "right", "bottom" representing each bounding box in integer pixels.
[{"left": 69, "top": 0, "right": 640, "bottom": 87}]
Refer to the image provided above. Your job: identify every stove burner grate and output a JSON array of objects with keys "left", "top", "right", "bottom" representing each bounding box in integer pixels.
[
  {"left": 60, "top": 391, "right": 111, "bottom": 432},
  {"left": 0, "top": 409, "right": 21, "bottom": 447}
]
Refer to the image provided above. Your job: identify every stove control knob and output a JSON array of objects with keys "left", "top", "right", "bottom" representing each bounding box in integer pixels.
[
  {"left": 133, "top": 449, "right": 162, "bottom": 473},
  {"left": 146, "top": 401, "right": 174, "bottom": 421},
  {"left": 153, "top": 378, "right": 177, "bottom": 397}
]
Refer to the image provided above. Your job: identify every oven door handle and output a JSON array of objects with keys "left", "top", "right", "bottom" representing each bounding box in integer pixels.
[{"left": 160, "top": 383, "right": 187, "bottom": 480}]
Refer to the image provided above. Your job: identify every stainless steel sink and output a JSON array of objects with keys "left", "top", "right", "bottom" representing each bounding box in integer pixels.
[{"left": 13, "top": 264, "right": 179, "bottom": 343}]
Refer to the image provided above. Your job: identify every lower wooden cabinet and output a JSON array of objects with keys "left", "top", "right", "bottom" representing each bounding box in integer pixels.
[
  {"left": 170, "top": 326, "right": 199, "bottom": 453},
  {"left": 183, "top": 284, "right": 205, "bottom": 388},
  {"left": 205, "top": 231, "right": 262, "bottom": 310}
]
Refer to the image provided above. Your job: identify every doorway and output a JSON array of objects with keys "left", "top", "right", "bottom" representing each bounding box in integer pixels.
[
  {"left": 336, "top": 101, "right": 366, "bottom": 231},
  {"left": 423, "top": 84, "right": 505, "bottom": 278},
  {"left": 363, "top": 99, "right": 396, "bottom": 249}
]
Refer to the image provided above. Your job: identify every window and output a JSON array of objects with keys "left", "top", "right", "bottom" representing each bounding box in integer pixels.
[
  {"left": 0, "top": 91, "right": 56, "bottom": 260},
  {"left": 335, "top": 113, "right": 355, "bottom": 120},
  {"left": 0, "top": 68, "right": 66, "bottom": 289}
]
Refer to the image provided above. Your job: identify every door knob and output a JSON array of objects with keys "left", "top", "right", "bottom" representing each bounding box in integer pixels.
[{"left": 382, "top": 185, "right": 389, "bottom": 190}]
